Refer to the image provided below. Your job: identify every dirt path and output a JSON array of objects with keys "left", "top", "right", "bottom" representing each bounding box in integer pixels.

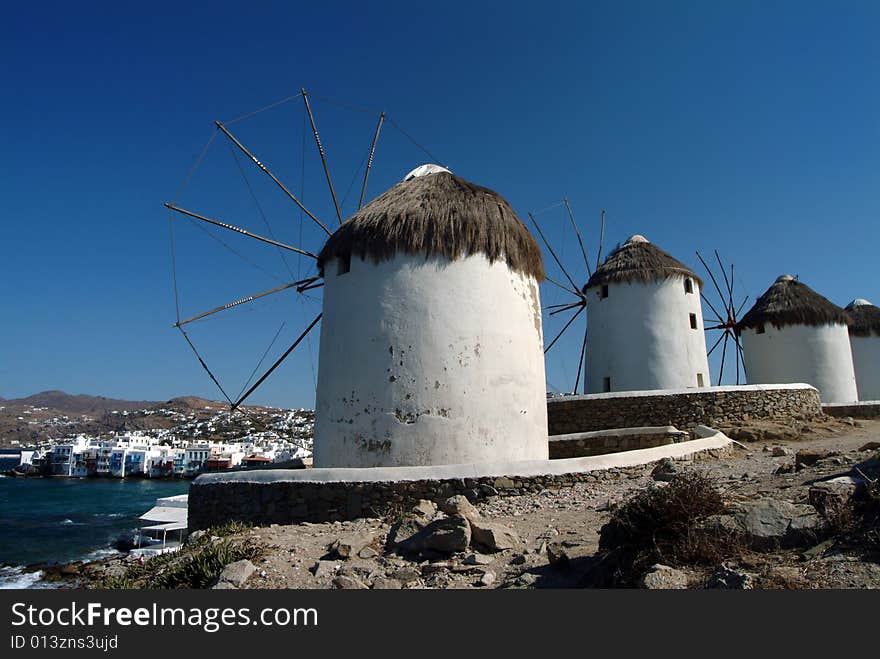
[{"left": 231, "top": 419, "right": 880, "bottom": 589}]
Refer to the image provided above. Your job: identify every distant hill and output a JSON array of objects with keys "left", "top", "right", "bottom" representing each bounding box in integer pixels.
[{"left": 3, "top": 391, "right": 159, "bottom": 415}]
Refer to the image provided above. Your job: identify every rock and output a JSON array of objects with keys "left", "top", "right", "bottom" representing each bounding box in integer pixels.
[
  {"left": 358, "top": 546, "right": 379, "bottom": 559},
  {"left": 771, "top": 446, "right": 791, "bottom": 457},
  {"left": 808, "top": 478, "right": 860, "bottom": 517},
  {"left": 412, "top": 499, "right": 437, "bottom": 519},
  {"left": 332, "top": 575, "right": 368, "bottom": 589},
  {"left": 651, "top": 458, "right": 677, "bottom": 482},
  {"left": 390, "top": 566, "right": 421, "bottom": 584},
  {"left": 546, "top": 542, "right": 570, "bottom": 570},
  {"left": 732, "top": 498, "right": 829, "bottom": 549},
  {"left": 386, "top": 518, "right": 424, "bottom": 550},
  {"left": 494, "top": 477, "right": 515, "bottom": 489},
  {"left": 311, "top": 560, "right": 339, "bottom": 579},
  {"left": 186, "top": 530, "right": 206, "bottom": 545},
  {"left": 511, "top": 572, "right": 538, "bottom": 587},
  {"left": 730, "top": 428, "right": 758, "bottom": 442},
  {"left": 638, "top": 564, "right": 689, "bottom": 589},
  {"left": 510, "top": 554, "right": 527, "bottom": 566},
  {"left": 330, "top": 532, "right": 375, "bottom": 559},
  {"left": 440, "top": 495, "right": 480, "bottom": 522},
  {"left": 470, "top": 520, "right": 519, "bottom": 552},
  {"left": 707, "top": 564, "right": 753, "bottom": 589},
  {"left": 371, "top": 577, "right": 402, "bottom": 590},
  {"left": 463, "top": 552, "right": 494, "bottom": 566},
  {"left": 478, "top": 571, "right": 496, "bottom": 587},
  {"left": 214, "top": 559, "right": 256, "bottom": 588},
  {"left": 399, "top": 516, "right": 471, "bottom": 555},
  {"left": 859, "top": 442, "right": 880, "bottom": 452},
  {"left": 212, "top": 581, "right": 238, "bottom": 589},
  {"left": 796, "top": 449, "right": 833, "bottom": 468}
]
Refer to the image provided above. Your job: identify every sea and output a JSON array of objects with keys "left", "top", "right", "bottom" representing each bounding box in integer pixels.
[{"left": 0, "top": 475, "right": 189, "bottom": 588}]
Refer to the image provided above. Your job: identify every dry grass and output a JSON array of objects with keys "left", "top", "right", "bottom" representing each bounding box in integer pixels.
[{"left": 594, "top": 471, "right": 743, "bottom": 586}]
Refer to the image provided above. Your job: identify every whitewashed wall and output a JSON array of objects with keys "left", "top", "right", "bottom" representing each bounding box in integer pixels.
[
  {"left": 850, "top": 335, "right": 880, "bottom": 401},
  {"left": 313, "top": 252, "right": 548, "bottom": 468},
  {"left": 584, "top": 277, "right": 710, "bottom": 393},
  {"left": 740, "top": 323, "right": 858, "bottom": 404}
]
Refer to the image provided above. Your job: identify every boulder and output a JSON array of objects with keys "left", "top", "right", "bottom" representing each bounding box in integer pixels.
[
  {"left": 440, "top": 495, "right": 480, "bottom": 522},
  {"left": 186, "top": 530, "right": 206, "bottom": 545},
  {"left": 213, "top": 559, "right": 256, "bottom": 588},
  {"left": 398, "top": 516, "right": 471, "bottom": 556},
  {"left": 795, "top": 449, "right": 833, "bottom": 468},
  {"left": 651, "top": 458, "right": 677, "bottom": 482},
  {"left": 638, "top": 564, "right": 689, "bottom": 589},
  {"left": 329, "top": 532, "right": 375, "bottom": 559},
  {"left": 478, "top": 571, "right": 496, "bottom": 587},
  {"left": 707, "top": 564, "right": 754, "bottom": 589},
  {"left": 731, "top": 498, "right": 829, "bottom": 549},
  {"left": 332, "top": 575, "right": 368, "bottom": 589},
  {"left": 808, "top": 477, "right": 862, "bottom": 517},
  {"left": 546, "top": 542, "right": 570, "bottom": 570},
  {"left": 412, "top": 499, "right": 437, "bottom": 519},
  {"left": 470, "top": 520, "right": 518, "bottom": 552},
  {"left": 371, "top": 577, "right": 403, "bottom": 590}
]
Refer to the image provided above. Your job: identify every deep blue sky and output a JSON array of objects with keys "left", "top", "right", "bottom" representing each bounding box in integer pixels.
[{"left": 2, "top": 1, "right": 878, "bottom": 407}]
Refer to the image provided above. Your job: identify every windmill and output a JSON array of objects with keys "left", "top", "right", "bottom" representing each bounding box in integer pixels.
[
  {"left": 695, "top": 250, "right": 749, "bottom": 385},
  {"left": 165, "top": 89, "right": 440, "bottom": 417},
  {"left": 528, "top": 201, "right": 606, "bottom": 395}
]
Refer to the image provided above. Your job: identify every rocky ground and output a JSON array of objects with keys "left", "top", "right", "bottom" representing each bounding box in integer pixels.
[{"left": 71, "top": 417, "right": 880, "bottom": 590}]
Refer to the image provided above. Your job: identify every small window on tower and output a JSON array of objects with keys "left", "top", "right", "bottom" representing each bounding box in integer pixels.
[
  {"left": 756, "top": 324, "right": 765, "bottom": 334},
  {"left": 337, "top": 254, "right": 351, "bottom": 276},
  {"left": 689, "top": 313, "right": 698, "bottom": 329},
  {"left": 600, "top": 284, "right": 609, "bottom": 299},
  {"left": 697, "top": 373, "right": 704, "bottom": 387},
  {"left": 684, "top": 278, "right": 694, "bottom": 294},
  {"left": 603, "top": 376, "right": 612, "bottom": 392}
]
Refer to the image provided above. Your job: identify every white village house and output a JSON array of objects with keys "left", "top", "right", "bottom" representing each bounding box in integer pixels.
[
  {"left": 313, "top": 164, "right": 549, "bottom": 468},
  {"left": 583, "top": 235, "right": 710, "bottom": 393},
  {"left": 736, "top": 275, "right": 858, "bottom": 404}
]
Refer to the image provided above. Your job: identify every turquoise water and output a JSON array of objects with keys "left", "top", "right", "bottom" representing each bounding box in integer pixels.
[{"left": 0, "top": 476, "right": 189, "bottom": 586}]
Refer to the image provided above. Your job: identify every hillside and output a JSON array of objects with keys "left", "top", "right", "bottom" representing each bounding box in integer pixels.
[{"left": 0, "top": 390, "right": 291, "bottom": 446}]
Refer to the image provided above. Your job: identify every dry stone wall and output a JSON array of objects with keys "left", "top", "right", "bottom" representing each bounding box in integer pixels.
[
  {"left": 823, "top": 402, "right": 880, "bottom": 419},
  {"left": 547, "top": 385, "right": 822, "bottom": 436},
  {"left": 188, "top": 443, "right": 733, "bottom": 531},
  {"left": 548, "top": 427, "right": 688, "bottom": 459}
]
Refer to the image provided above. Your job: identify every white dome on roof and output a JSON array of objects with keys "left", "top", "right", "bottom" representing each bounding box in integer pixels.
[
  {"left": 776, "top": 274, "right": 795, "bottom": 282},
  {"left": 847, "top": 298, "right": 873, "bottom": 309},
  {"left": 625, "top": 234, "right": 649, "bottom": 244},
  {"left": 403, "top": 164, "right": 451, "bottom": 181}
]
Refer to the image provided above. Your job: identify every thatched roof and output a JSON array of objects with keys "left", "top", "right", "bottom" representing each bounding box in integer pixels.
[
  {"left": 584, "top": 235, "right": 702, "bottom": 290},
  {"left": 317, "top": 169, "right": 544, "bottom": 280},
  {"left": 736, "top": 275, "right": 851, "bottom": 332},
  {"left": 846, "top": 299, "right": 880, "bottom": 337}
]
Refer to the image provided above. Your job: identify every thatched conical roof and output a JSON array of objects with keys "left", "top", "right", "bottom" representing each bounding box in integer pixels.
[
  {"left": 846, "top": 299, "right": 880, "bottom": 337},
  {"left": 736, "top": 275, "right": 851, "bottom": 332},
  {"left": 584, "top": 235, "right": 702, "bottom": 290},
  {"left": 317, "top": 167, "right": 544, "bottom": 280}
]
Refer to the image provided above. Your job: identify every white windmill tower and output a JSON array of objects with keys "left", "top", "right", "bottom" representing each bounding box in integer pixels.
[
  {"left": 846, "top": 299, "right": 880, "bottom": 401},
  {"left": 581, "top": 235, "right": 710, "bottom": 392},
  {"left": 313, "top": 165, "right": 549, "bottom": 468},
  {"left": 736, "top": 275, "right": 858, "bottom": 404}
]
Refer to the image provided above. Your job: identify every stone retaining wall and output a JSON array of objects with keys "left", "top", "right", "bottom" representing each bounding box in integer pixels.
[
  {"left": 548, "top": 384, "right": 822, "bottom": 435},
  {"left": 548, "top": 426, "right": 688, "bottom": 459},
  {"left": 823, "top": 402, "right": 880, "bottom": 419},
  {"left": 188, "top": 442, "right": 734, "bottom": 531}
]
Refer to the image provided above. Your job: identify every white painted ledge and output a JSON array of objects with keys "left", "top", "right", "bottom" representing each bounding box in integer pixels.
[{"left": 194, "top": 429, "right": 733, "bottom": 486}]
